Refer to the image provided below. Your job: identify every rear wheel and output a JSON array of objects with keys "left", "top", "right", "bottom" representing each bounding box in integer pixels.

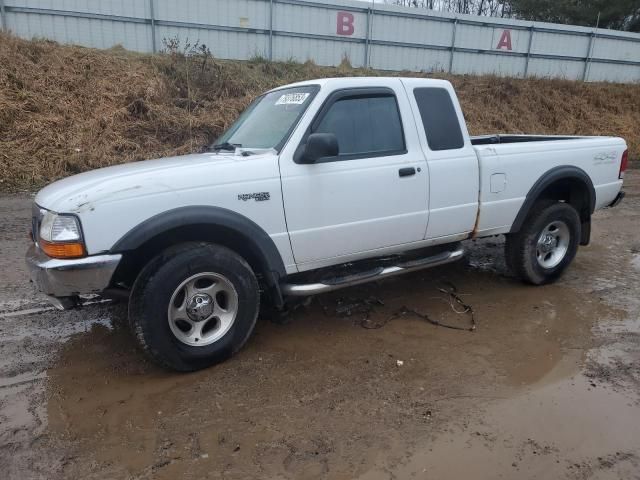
[
  {"left": 505, "top": 202, "right": 581, "bottom": 285},
  {"left": 129, "top": 242, "right": 260, "bottom": 371}
]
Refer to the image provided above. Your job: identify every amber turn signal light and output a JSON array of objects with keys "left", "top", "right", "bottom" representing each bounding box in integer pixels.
[{"left": 39, "top": 239, "right": 86, "bottom": 259}]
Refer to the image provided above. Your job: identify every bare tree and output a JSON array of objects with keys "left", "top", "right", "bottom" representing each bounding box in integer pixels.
[{"left": 383, "top": 0, "right": 512, "bottom": 17}]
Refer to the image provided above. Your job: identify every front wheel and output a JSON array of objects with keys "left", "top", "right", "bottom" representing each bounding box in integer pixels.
[
  {"left": 505, "top": 202, "right": 581, "bottom": 285},
  {"left": 129, "top": 242, "right": 260, "bottom": 371}
]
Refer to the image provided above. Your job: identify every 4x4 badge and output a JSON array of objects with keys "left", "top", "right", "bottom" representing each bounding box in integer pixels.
[{"left": 238, "top": 192, "right": 270, "bottom": 202}]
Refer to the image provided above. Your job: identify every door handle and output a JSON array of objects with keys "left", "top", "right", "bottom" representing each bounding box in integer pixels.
[{"left": 399, "top": 167, "right": 416, "bottom": 177}]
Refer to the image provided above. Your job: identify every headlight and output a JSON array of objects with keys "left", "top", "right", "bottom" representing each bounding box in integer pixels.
[
  {"left": 38, "top": 211, "right": 85, "bottom": 258},
  {"left": 40, "top": 211, "right": 82, "bottom": 242}
]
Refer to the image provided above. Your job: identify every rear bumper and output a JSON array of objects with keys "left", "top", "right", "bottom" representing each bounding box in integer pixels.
[
  {"left": 608, "top": 191, "right": 625, "bottom": 208},
  {"left": 26, "top": 245, "right": 121, "bottom": 309}
]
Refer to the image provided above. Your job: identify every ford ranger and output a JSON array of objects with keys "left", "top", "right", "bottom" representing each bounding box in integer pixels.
[{"left": 26, "top": 77, "right": 627, "bottom": 371}]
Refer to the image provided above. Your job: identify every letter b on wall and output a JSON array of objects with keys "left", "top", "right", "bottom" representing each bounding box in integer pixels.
[{"left": 337, "top": 11, "right": 354, "bottom": 36}]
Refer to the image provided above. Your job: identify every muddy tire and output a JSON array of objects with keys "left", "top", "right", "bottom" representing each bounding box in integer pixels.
[
  {"left": 505, "top": 202, "right": 581, "bottom": 285},
  {"left": 128, "top": 242, "right": 260, "bottom": 371}
]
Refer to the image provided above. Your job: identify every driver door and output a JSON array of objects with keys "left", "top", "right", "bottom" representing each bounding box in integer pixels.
[{"left": 279, "top": 81, "right": 429, "bottom": 270}]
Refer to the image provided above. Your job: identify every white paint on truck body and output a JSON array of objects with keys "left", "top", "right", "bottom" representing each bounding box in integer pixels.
[{"left": 35, "top": 77, "right": 626, "bottom": 276}]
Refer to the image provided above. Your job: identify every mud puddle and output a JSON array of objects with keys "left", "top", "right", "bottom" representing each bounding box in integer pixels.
[
  {"left": 2, "top": 171, "right": 640, "bottom": 479},
  {"left": 358, "top": 342, "right": 640, "bottom": 480},
  {"left": 43, "top": 263, "right": 620, "bottom": 479},
  {"left": 357, "top": 174, "right": 640, "bottom": 480}
]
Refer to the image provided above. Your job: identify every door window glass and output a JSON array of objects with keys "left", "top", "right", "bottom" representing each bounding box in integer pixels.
[{"left": 314, "top": 95, "right": 405, "bottom": 158}]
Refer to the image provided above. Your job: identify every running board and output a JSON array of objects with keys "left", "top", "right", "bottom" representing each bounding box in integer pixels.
[{"left": 281, "top": 248, "right": 465, "bottom": 296}]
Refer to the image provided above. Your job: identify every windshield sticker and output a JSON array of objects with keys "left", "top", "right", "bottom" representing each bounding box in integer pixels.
[{"left": 275, "top": 92, "right": 310, "bottom": 105}]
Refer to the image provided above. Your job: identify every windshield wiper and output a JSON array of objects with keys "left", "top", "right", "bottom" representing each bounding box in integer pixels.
[{"left": 209, "top": 142, "right": 241, "bottom": 152}]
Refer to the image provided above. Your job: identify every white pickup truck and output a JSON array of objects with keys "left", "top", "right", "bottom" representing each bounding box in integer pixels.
[{"left": 26, "top": 77, "right": 627, "bottom": 371}]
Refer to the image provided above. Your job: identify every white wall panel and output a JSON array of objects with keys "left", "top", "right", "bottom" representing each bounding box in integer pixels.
[
  {"left": 8, "top": 11, "right": 151, "bottom": 50},
  {"left": 455, "top": 23, "right": 531, "bottom": 54},
  {"left": 9, "top": 0, "right": 148, "bottom": 18},
  {"left": 372, "top": 15, "right": 452, "bottom": 47},
  {"left": 274, "top": 2, "right": 366, "bottom": 39},
  {"left": 592, "top": 37, "right": 640, "bottom": 63},
  {"left": 531, "top": 31, "right": 590, "bottom": 58},
  {"left": 587, "top": 62, "right": 640, "bottom": 83},
  {"left": 370, "top": 44, "right": 450, "bottom": 72},
  {"left": 273, "top": 35, "right": 365, "bottom": 67},
  {"left": 453, "top": 51, "right": 526, "bottom": 77},
  {"left": 155, "top": 0, "right": 269, "bottom": 29},
  {"left": 155, "top": 25, "right": 267, "bottom": 60},
  {"left": 455, "top": 23, "right": 495, "bottom": 50},
  {"left": 527, "top": 58, "right": 585, "bottom": 80}
]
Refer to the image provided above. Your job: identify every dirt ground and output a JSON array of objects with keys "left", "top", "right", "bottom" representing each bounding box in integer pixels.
[{"left": 1, "top": 172, "right": 639, "bottom": 480}]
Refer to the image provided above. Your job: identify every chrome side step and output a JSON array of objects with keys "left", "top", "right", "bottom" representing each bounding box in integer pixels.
[{"left": 281, "top": 248, "right": 465, "bottom": 296}]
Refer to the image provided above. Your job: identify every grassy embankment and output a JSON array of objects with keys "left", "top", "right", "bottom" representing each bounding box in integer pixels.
[{"left": 1, "top": 33, "right": 638, "bottom": 191}]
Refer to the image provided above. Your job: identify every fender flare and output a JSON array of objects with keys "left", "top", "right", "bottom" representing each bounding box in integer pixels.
[
  {"left": 510, "top": 165, "right": 596, "bottom": 234},
  {"left": 110, "top": 206, "right": 287, "bottom": 281}
]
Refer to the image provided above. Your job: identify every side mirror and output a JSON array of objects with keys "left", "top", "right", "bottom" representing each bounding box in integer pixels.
[{"left": 299, "top": 133, "right": 339, "bottom": 164}]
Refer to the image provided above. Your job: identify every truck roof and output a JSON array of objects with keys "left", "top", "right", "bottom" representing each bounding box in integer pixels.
[{"left": 268, "top": 76, "right": 453, "bottom": 93}]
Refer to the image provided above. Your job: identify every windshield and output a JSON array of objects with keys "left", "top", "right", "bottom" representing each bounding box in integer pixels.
[{"left": 214, "top": 85, "right": 319, "bottom": 152}]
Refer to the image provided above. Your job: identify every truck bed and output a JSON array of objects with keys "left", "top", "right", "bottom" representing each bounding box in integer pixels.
[{"left": 472, "top": 134, "right": 625, "bottom": 238}]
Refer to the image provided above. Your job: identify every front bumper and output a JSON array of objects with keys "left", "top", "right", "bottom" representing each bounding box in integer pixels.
[{"left": 26, "top": 245, "right": 121, "bottom": 308}]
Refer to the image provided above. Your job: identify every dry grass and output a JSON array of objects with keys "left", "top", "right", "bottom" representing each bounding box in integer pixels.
[{"left": 1, "top": 33, "right": 638, "bottom": 192}]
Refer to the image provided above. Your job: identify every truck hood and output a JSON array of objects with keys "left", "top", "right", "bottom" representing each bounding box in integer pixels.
[{"left": 35, "top": 151, "right": 279, "bottom": 213}]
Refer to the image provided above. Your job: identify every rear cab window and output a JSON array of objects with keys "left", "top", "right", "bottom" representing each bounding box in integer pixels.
[{"left": 413, "top": 87, "right": 464, "bottom": 151}]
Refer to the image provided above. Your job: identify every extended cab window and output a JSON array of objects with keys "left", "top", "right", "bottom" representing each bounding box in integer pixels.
[
  {"left": 314, "top": 93, "right": 405, "bottom": 158},
  {"left": 413, "top": 88, "right": 464, "bottom": 151}
]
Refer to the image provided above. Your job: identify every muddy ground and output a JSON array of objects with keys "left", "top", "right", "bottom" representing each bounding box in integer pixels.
[{"left": 1, "top": 172, "right": 639, "bottom": 480}]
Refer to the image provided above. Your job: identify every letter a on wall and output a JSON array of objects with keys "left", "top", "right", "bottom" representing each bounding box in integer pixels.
[
  {"left": 337, "top": 11, "right": 354, "bottom": 36},
  {"left": 496, "top": 29, "right": 512, "bottom": 50}
]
